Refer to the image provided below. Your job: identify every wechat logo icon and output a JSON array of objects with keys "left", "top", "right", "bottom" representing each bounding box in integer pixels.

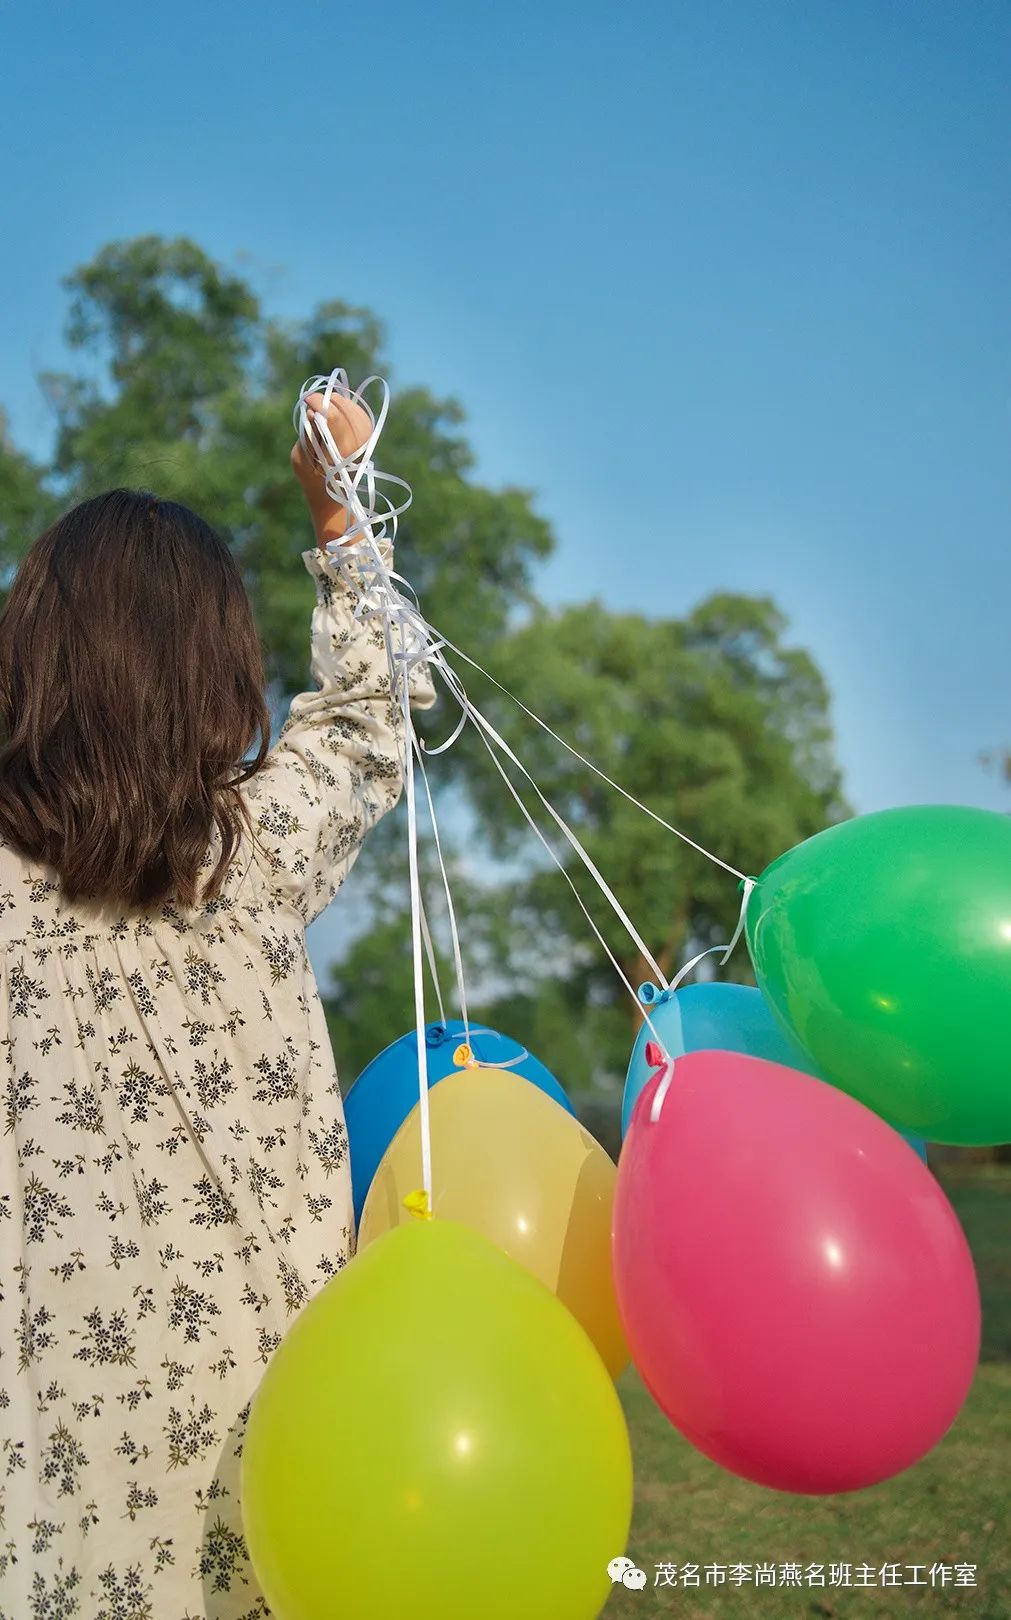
[{"left": 608, "top": 1555, "right": 648, "bottom": 1590}]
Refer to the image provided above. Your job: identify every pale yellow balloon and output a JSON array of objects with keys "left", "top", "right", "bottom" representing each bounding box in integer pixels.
[{"left": 358, "top": 1067, "right": 629, "bottom": 1379}]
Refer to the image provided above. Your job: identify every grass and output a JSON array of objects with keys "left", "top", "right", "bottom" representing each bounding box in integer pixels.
[{"left": 603, "top": 1169, "right": 1011, "bottom": 1620}]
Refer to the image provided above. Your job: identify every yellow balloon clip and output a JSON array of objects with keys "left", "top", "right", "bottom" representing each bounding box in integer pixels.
[{"left": 403, "top": 1188, "right": 433, "bottom": 1221}]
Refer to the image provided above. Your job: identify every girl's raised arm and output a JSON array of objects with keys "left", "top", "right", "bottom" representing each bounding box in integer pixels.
[{"left": 243, "top": 393, "right": 436, "bottom": 924}]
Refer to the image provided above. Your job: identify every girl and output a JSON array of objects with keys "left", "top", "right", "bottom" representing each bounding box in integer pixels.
[{"left": 0, "top": 390, "right": 436, "bottom": 1617}]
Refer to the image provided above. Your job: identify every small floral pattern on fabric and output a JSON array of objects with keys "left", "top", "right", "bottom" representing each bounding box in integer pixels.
[{"left": 0, "top": 541, "right": 436, "bottom": 1618}]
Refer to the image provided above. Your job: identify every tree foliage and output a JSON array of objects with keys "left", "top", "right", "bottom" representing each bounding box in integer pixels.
[
  {"left": 0, "top": 410, "right": 59, "bottom": 580},
  {"left": 327, "top": 590, "right": 848, "bottom": 1089},
  {"left": 12, "top": 235, "right": 552, "bottom": 695}
]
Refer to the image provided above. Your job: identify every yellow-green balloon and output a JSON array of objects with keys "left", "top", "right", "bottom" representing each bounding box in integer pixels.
[{"left": 240, "top": 1219, "right": 633, "bottom": 1620}]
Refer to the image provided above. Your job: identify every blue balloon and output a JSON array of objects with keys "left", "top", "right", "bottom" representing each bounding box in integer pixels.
[
  {"left": 622, "top": 981, "right": 930, "bottom": 1164},
  {"left": 622, "top": 982, "right": 811, "bottom": 1135},
  {"left": 344, "top": 1020, "right": 574, "bottom": 1227}
]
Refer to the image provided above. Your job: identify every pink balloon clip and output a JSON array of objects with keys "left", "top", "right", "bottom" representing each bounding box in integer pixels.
[{"left": 644, "top": 1041, "right": 675, "bottom": 1123}]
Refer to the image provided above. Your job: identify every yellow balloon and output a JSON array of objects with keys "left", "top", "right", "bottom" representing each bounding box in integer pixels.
[
  {"left": 241, "top": 1220, "right": 633, "bottom": 1620},
  {"left": 359, "top": 1067, "right": 629, "bottom": 1379}
]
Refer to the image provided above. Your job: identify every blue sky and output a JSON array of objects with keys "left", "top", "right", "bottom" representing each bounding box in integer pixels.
[{"left": 1, "top": 0, "right": 1008, "bottom": 842}]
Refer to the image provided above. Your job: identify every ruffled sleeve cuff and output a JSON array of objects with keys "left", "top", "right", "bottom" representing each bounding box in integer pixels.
[
  {"left": 301, "top": 534, "right": 396, "bottom": 600},
  {"left": 300, "top": 537, "right": 438, "bottom": 712}
]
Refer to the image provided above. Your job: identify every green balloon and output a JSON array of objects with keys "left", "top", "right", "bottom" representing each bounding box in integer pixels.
[
  {"left": 241, "top": 1219, "right": 633, "bottom": 1620},
  {"left": 746, "top": 805, "right": 1011, "bottom": 1146}
]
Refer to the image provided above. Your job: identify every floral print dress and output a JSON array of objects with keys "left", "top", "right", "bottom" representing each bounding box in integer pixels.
[{"left": 0, "top": 539, "right": 436, "bottom": 1619}]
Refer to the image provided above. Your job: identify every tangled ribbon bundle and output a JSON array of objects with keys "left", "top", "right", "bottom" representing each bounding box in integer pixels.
[{"left": 294, "top": 369, "right": 755, "bottom": 1207}]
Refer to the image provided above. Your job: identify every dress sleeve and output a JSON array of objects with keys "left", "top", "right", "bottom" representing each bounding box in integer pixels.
[{"left": 242, "top": 540, "right": 438, "bottom": 925}]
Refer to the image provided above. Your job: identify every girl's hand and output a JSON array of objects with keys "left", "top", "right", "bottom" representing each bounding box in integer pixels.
[{"left": 291, "top": 390, "right": 373, "bottom": 547}]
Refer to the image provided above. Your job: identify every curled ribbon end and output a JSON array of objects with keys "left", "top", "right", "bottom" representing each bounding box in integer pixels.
[{"left": 403, "top": 1189, "right": 433, "bottom": 1222}]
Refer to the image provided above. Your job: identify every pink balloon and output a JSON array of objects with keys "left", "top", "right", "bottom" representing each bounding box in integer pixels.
[{"left": 612, "top": 1051, "right": 980, "bottom": 1494}]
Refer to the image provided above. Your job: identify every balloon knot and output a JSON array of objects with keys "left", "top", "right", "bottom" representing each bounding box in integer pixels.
[
  {"left": 644, "top": 1040, "right": 669, "bottom": 1074},
  {"left": 403, "top": 1189, "right": 433, "bottom": 1221},
  {"left": 452, "top": 1043, "right": 477, "bottom": 1069}
]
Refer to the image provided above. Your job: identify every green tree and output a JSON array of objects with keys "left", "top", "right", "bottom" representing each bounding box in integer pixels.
[
  {"left": 0, "top": 410, "right": 58, "bottom": 580},
  {"left": 10, "top": 235, "right": 552, "bottom": 695},
  {"left": 327, "top": 593, "right": 848, "bottom": 1092},
  {"left": 473, "top": 592, "right": 845, "bottom": 977}
]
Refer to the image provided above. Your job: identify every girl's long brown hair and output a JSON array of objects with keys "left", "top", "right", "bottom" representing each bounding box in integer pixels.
[{"left": 0, "top": 489, "right": 272, "bottom": 909}]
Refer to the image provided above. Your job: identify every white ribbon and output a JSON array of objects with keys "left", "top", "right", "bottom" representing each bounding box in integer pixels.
[
  {"left": 645, "top": 876, "right": 758, "bottom": 1123},
  {"left": 294, "top": 368, "right": 758, "bottom": 1198},
  {"left": 294, "top": 371, "right": 436, "bottom": 1210}
]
